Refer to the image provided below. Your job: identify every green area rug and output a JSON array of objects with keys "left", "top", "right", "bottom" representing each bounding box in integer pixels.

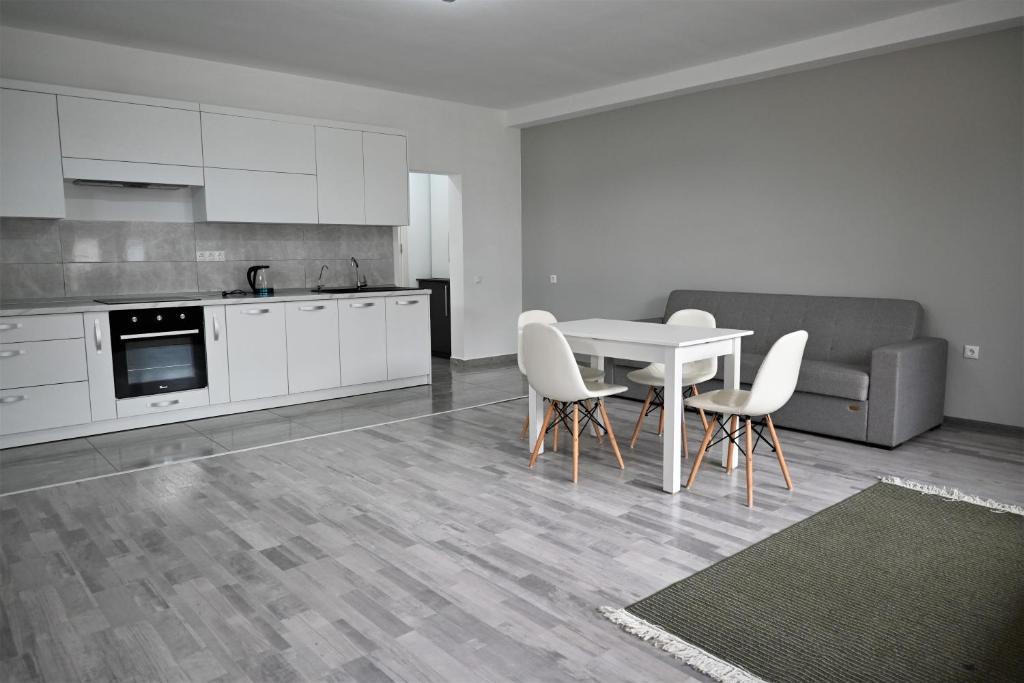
[{"left": 602, "top": 478, "right": 1024, "bottom": 682}]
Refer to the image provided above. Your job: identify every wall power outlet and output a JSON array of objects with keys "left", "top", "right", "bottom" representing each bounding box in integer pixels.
[
  {"left": 963, "top": 345, "right": 980, "bottom": 360},
  {"left": 197, "top": 250, "right": 226, "bottom": 262}
]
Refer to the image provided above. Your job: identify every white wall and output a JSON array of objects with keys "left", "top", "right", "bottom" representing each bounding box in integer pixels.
[
  {"left": 429, "top": 175, "right": 451, "bottom": 278},
  {"left": 523, "top": 29, "right": 1023, "bottom": 426},
  {"left": 0, "top": 26, "right": 521, "bottom": 360},
  {"left": 407, "top": 173, "right": 432, "bottom": 282}
]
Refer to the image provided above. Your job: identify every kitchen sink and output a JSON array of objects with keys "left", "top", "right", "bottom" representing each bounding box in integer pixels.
[{"left": 311, "top": 286, "right": 416, "bottom": 294}]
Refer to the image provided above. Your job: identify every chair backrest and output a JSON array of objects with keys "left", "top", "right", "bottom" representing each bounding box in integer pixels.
[
  {"left": 745, "top": 330, "right": 809, "bottom": 416},
  {"left": 522, "top": 322, "right": 589, "bottom": 403},
  {"left": 517, "top": 310, "right": 558, "bottom": 375},
  {"left": 666, "top": 308, "right": 718, "bottom": 378}
]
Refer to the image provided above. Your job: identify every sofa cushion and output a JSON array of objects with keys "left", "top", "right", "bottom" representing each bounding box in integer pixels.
[
  {"left": 712, "top": 354, "right": 869, "bottom": 401},
  {"left": 664, "top": 290, "right": 922, "bottom": 366}
]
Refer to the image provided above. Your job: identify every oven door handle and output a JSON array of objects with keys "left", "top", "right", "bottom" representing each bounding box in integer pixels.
[{"left": 119, "top": 329, "right": 201, "bottom": 340}]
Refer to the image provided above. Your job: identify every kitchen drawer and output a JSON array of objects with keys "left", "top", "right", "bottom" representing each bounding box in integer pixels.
[
  {"left": 116, "top": 388, "right": 210, "bottom": 418},
  {"left": 0, "top": 314, "right": 84, "bottom": 343},
  {"left": 0, "top": 382, "right": 92, "bottom": 435},
  {"left": 0, "top": 339, "right": 88, "bottom": 389}
]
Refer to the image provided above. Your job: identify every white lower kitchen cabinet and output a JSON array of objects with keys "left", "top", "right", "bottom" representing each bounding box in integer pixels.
[
  {"left": 204, "top": 306, "right": 230, "bottom": 404},
  {"left": 0, "top": 382, "right": 92, "bottom": 436},
  {"left": 285, "top": 301, "right": 341, "bottom": 393},
  {"left": 338, "top": 297, "right": 388, "bottom": 385},
  {"left": 116, "top": 389, "right": 210, "bottom": 419},
  {"left": 0, "top": 339, "right": 87, "bottom": 389},
  {"left": 83, "top": 312, "right": 117, "bottom": 422},
  {"left": 225, "top": 303, "right": 289, "bottom": 401},
  {"left": 386, "top": 295, "right": 431, "bottom": 379}
]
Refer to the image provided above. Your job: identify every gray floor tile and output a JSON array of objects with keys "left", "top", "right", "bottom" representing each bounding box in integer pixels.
[
  {"left": 0, "top": 438, "right": 115, "bottom": 493},
  {"left": 87, "top": 422, "right": 226, "bottom": 471}
]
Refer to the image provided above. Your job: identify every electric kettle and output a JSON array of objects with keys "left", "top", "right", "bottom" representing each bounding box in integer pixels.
[{"left": 246, "top": 265, "right": 274, "bottom": 296}]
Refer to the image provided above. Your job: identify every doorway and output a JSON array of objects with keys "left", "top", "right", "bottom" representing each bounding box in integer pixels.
[{"left": 396, "top": 172, "right": 460, "bottom": 359}]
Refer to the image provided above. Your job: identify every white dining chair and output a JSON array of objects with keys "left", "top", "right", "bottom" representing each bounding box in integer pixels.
[
  {"left": 684, "top": 330, "right": 808, "bottom": 507},
  {"left": 522, "top": 322, "right": 628, "bottom": 483},
  {"left": 517, "top": 310, "right": 603, "bottom": 441},
  {"left": 627, "top": 309, "right": 718, "bottom": 456}
]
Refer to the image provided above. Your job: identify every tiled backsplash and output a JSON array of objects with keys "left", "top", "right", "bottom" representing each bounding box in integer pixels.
[{"left": 0, "top": 218, "right": 395, "bottom": 299}]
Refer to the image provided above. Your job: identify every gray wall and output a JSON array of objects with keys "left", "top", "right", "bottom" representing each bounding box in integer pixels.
[
  {"left": 0, "top": 219, "right": 393, "bottom": 299},
  {"left": 522, "top": 29, "right": 1023, "bottom": 427}
]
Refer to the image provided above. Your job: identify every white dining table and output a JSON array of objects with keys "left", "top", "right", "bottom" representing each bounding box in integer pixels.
[{"left": 527, "top": 318, "right": 754, "bottom": 493}]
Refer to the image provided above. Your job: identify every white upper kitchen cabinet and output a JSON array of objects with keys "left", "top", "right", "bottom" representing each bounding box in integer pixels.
[
  {"left": 363, "top": 132, "right": 410, "bottom": 226},
  {"left": 202, "top": 113, "right": 316, "bottom": 174},
  {"left": 0, "top": 89, "right": 66, "bottom": 218},
  {"left": 57, "top": 96, "right": 203, "bottom": 166},
  {"left": 196, "top": 168, "right": 318, "bottom": 224},
  {"left": 385, "top": 295, "right": 431, "bottom": 380},
  {"left": 225, "top": 303, "right": 289, "bottom": 401},
  {"left": 286, "top": 301, "right": 341, "bottom": 393},
  {"left": 339, "top": 297, "right": 388, "bottom": 386},
  {"left": 315, "top": 126, "right": 365, "bottom": 225}
]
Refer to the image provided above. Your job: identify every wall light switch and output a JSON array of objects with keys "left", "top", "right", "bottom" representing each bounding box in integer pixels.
[
  {"left": 197, "top": 250, "right": 225, "bottom": 262},
  {"left": 963, "top": 345, "right": 980, "bottom": 360},
  {"left": 549, "top": 274, "right": 557, "bottom": 284}
]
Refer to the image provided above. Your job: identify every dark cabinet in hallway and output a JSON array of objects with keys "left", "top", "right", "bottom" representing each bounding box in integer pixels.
[{"left": 417, "top": 278, "right": 451, "bottom": 358}]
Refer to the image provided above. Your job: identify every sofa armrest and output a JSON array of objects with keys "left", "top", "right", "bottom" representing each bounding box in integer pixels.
[{"left": 868, "top": 337, "right": 947, "bottom": 447}]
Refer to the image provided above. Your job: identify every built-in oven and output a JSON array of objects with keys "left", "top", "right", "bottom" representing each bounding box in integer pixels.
[{"left": 110, "top": 306, "right": 208, "bottom": 399}]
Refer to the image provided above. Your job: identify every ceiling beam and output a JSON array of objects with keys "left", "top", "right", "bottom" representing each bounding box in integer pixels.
[{"left": 505, "top": 0, "right": 1024, "bottom": 128}]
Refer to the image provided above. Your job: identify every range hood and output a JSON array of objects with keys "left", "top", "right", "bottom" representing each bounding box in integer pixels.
[{"left": 62, "top": 158, "right": 204, "bottom": 188}]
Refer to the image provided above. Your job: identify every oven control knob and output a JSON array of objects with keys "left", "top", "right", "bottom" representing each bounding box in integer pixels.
[
  {"left": 131, "top": 316, "right": 137, "bottom": 323},
  {"left": 156, "top": 314, "right": 162, "bottom": 321},
  {"left": 180, "top": 313, "right": 185, "bottom": 320}
]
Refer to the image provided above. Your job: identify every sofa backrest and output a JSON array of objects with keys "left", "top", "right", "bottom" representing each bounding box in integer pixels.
[{"left": 664, "top": 290, "right": 923, "bottom": 365}]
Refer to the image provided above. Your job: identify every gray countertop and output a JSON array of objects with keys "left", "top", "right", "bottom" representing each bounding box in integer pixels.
[{"left": 0, "top": 288, "right": 429, "bottom": 316}]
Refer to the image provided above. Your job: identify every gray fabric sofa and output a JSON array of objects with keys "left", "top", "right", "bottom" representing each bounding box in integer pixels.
[{"left": 607, "top": 290, "right": 948, "bottom": 447}]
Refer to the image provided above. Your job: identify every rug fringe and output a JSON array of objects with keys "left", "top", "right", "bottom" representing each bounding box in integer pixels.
[
  {"left": 598, "top": 607, "right": 767, "bottom": 683},
  {"left": 880, "top": 476, "right": 1024, "bottom": 516}
]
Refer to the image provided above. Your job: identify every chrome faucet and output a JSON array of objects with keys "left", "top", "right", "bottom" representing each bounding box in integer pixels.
[
  {"left": 316, "top": 264, "right": 329, "bottom": 291},
  {"left": 351, "top": 257, "right": 367, "bottom": 289}
]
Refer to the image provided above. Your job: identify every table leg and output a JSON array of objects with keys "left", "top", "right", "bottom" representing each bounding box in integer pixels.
[
  {"left": 528, "top": 385, "right": 545, "bottom": 455},
  {"left": 590, "top": 354, "right": 605, "bottom": 378},
  {"left": 721, "top": 337, "right": 741, "bottom": 469},
  {"left": 662, "top": 347, "right": 683, "bottom": 493}
]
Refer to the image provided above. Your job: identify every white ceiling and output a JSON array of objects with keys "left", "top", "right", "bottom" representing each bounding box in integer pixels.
[{"left": 0, "top": 0, "right": 959, "bottom": 110}]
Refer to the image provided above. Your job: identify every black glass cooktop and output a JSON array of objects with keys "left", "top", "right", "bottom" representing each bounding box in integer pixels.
[{"left": 94, "top": 295, "right": 203, "bottom": 305}]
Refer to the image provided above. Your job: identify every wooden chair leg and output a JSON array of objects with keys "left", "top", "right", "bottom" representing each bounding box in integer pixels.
[
  {"left": 553, "top": 403, "right": 560, "bottom": 452},
  {"left": 745, "top": 418, "right": 754, "bottom": 507},
  {"left": 685, "top": 415, "right": 717, "bottom": 489},
  {"left": 726, "top": 415, "right": 739, "bottom": 473},
  {"left": 529, "top": 402, "right": 556, "bottom": 468},
  {"left": 519, "top": 415, "right": 530, "bottom": 440},
  {"left": 598, "top": 400, "right": 625, "bottom": 469},
  {"left": 584, "top": 400, "right": 603, "bottom": 441},
  {"left": 571, "top": 402, "right": 580, "bottom": 483},
  {"left": 657, "top": 404, "right": 665, "bottom": 437},
  {"left": 766, "top": 415, "right": 794, "bottom": 491},
  {"left": 681, "top": 409, "right": 689, "bottom": 460},
  {"left": 630, "top": 387, "right": 653, "bottom": 448},
  {"left": 692, "top": 385, "right": 709, "bottom": 431}
]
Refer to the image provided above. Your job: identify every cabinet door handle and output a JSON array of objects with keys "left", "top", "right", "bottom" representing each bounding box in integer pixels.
[
  {"left": 94, "top": 319, "right": 103, "bottom": 353},
  {"left": 213, "top": 314, "right": 221, "bottom": 341},
  {"left": 0, "top": 395, "right": 27, "bottom": 404},
  {"left": 245, "top": 308, "right": 271, "bottom": 315},
  {"left": 149, "top": 399, "right": 180, "bottom": 408},
  {"left": 350, "top": 302, "right": 375, "bottom": 308},
  {"left": 443, "top": 285, "right": 448, "bottom": 318},
  {"left": 0, "top": 323, "right": 23, "bottom": 332},
  {"left": 395, "top": 300, "right": 419, "bottom": 306},
  {"left": 0, "top": 349, "right": 25, "bottom": 358},
  {"left": 299, "top": 305, "right": 326, "bottom": 312}
]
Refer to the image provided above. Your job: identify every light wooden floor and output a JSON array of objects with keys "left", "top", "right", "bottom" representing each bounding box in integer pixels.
[{"left": 0, "top": 368, "right": 1020, "bottom": 682}]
